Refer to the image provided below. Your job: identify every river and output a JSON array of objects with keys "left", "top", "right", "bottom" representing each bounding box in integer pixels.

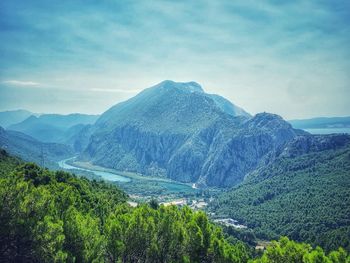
[
  {"left": 58, "top": 157, "right": 197, "bottom": 196},
  {"left": 58, "top": 157, "right": 131, "bottom": 182}
]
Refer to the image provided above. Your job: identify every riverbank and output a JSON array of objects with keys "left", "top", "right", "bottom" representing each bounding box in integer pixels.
[{"left": 58, "top": 157, "right": 199, "bottom": 201}]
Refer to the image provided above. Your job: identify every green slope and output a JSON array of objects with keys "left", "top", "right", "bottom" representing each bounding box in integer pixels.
[
  {"left": 212, "top": 145, "right": 350, "bottom": 251},
  {"left": 0, "top": 150, "right": 251, "bottom": 262},
  {"left": 1, "top": 150, "right": 349, "bottom": 262}
]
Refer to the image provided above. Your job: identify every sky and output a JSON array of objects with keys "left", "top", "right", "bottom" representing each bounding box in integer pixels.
[{"left": 0, "top": 0, "right": 349, "bottom": 119}]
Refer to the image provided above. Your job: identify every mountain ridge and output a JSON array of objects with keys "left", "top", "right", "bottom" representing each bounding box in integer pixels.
[
  {"left": 8, "top": 113, "right": 99, "bottom": 145},
  {"left": 0, "top": 109, "right": 34, "bottom": 128},
  {"left": 0, "top": 126, "right": 73, "bottom": 168},
  {"left": 289, "top": 116, "right": 350, "bottom": 129}
]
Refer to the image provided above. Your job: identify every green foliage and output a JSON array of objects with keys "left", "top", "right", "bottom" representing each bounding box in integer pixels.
[
  {"left": 1, "top": 150, "right": 348, "bottom": 262},
  {"left": 212, "top": 147, "right": 350, "bottom": 251},
  {"left": 250, "top": 237, "right": 350, "bottom": 263},
  {"left": 0, "top": 150, "right": 250, "bottom": 262},
  {"left": 0, "top": 152, "right": 126, "bottom": 262},
  {"left": 104, "top": 204, "right": 252, "bottom": 262},
  {"left": 149, "top": 198, "right": 159, "bottom": 209}
]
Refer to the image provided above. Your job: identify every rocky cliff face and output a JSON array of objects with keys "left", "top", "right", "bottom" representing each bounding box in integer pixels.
[
  {"left": 280, "top": 133, "right": 350, "bottom": 158},
  {"left": 197, "top": 113, "right": 302, "bottom": 186},
  {"left": 80, "top": 81, "right": 303, "bottom": 187}
]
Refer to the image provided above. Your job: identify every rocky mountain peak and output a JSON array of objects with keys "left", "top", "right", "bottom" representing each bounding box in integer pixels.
[
  {"left": 246, "top": 112, "right": 292, "bottom": 130},
  {"left": 157, "top": 80, "right": 204, "bottom": 93}
]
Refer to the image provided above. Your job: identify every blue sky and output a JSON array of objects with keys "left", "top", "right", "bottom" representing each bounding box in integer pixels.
[{"left": 0, "top": 0, "right": 349, "bottom": 119}]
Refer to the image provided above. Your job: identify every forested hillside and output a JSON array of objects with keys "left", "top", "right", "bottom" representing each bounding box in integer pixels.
[
  {"left": 251, "top": 237, "right": 349, "bottom": 263},
  {"left": 1, "top": 149, "right": 349, "bottom": 262},
  {"left": 211, "top": 145, "right": 350, "bottom": 252},
  {"left": 0, "top": 149, "right": 250, "bottom": 262}
]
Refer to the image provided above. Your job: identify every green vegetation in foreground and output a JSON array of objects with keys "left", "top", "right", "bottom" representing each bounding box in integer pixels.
[
  {"left": 0, "top": 149, "right": 250, "bottom": 262},
  {"left": 211, "top": 146, "right": 350, "bottom": 252},
  {"left": 1, "top": 149, "right": 349, "bottom": 262},
  {"left": 250, "top": 236, "right": 350, "bottom": 263}
]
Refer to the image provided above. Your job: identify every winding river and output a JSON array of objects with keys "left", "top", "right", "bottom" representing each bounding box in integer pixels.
[
  {"left": 58, "top": 157, "right": 131, "bottom": 183},
  {"left": 58, "top": 157, "right": 196, "bottom": 196}
]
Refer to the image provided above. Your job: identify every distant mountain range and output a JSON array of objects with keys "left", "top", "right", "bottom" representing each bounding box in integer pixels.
[
  {"left": 289, "top": 116, "right": 350, "bottom": 129},
  {"left": 0, "top": 109, "right": 34, "bottom": 128},
  {"left": 0, "top": 126, "right": 73, "bottom": 168},
  {"left": 0, "top": 111, "right": 98, "bottom": 167},
  {"left": 7, "top": 113, "right": 99, "bottom": 145}
]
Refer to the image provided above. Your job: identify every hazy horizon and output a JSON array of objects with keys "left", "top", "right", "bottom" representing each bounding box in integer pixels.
[
  {"left": 1, "top": 1, "right": 349, "bottom": 119},
  {"left": 1, "top": 79, "right": 350, "bottom": 121}
]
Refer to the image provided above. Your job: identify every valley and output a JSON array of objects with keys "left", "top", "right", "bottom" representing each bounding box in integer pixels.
[
  {"left": 1, "top": 80, "right": 350, "bottom": 261},
  {"left": 57, "top": 156, "right": 252, "bottom": 234},
  {"left": 57, "top": 156, "right": 208, "bottom": 205},
  {"left": 2, "top": 0, "right": 350, "bottom": 260}
]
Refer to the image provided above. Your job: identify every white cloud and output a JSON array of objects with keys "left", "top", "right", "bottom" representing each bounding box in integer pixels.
[
  {"left": 2, "top": 80, "right": 41, "bottom": 86},
  {"left": 1, "top": 1, "right": 349, "bottom": 118},
  {"left": 89, "top": 88, "right": 141, "bottom": 93}
]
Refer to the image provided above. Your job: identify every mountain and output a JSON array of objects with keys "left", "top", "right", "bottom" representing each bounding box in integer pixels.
[
  {"left": 8, "top": 113, "right": 99, "bottom": 144},
  {"left": 0, "top": 126, "right": 73, "bottom": 167},
  {"left": 0, "top": 109, "right": 34, "bottom": 128},
  {"left": 211, "top": 134, "right": 350, "bottom": 251},
  {"left": 209, "top": 94, "right": 250, "bottom": 117},
  {"left": 94, "top": 80, "right": 250, "bottom": 130},
  {"left": 289, "top": 116, "right": 350, "bottom": 129},
  {"left": 80, "top": 80, "right": 304, "bottom": 187}
]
